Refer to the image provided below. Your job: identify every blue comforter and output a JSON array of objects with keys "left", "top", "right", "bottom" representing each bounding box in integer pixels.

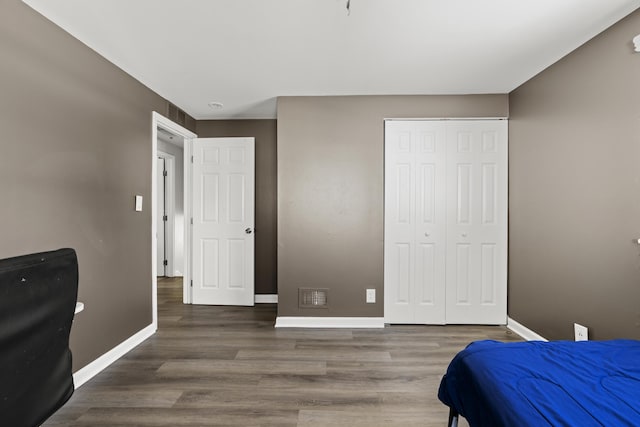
[{"left": 438, "top": 339, "right": 640, "bottom": 427}]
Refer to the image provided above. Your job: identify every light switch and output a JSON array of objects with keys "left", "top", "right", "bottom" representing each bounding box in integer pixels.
[
  {"left": 135, "top": 195, "right": 143, "bottom": 212},
  {"left": 366, "top": 289, "right": 376, "bottom": 303}
]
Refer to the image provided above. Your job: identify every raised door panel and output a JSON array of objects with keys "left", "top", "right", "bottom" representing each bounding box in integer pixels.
[{"left": 201, "top": 239, "right": 219, "bottom": 289}]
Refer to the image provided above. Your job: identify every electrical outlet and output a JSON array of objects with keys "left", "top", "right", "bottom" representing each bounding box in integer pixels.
[
  {"left": 366, "top": 289, "right": 376, "bottom": 303},
  {"left": 574, "top": 323, "right": 588, "bottom": 341}
]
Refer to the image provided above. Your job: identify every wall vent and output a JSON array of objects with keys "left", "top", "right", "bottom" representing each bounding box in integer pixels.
[
  {"left": 299, "top": 288, "right": 328, "bottom": 309},
  {"left": 167, "top": 102, "right": 186, "bottom": 127}
]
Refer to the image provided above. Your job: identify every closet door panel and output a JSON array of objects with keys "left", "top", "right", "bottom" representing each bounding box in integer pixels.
[
  {"left": 413, "top": 124, "right": 446, "bottom": 324},
  {"left": 385, "top": 121, "right": 446, "bottom": 324},
  {"left": 446, "top": 121, "right": 507, "bottom": 324},
  {"left": 384, "top": 123, "right": 416, "bottom": 323}
]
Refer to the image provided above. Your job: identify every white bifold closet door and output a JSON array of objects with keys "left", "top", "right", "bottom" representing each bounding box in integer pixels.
[
  {"left": 384, "top": 120, "right": 507, "bottom": 325},
  {"left": 384, "top": 121, "right": 447, "bottom": 324}
]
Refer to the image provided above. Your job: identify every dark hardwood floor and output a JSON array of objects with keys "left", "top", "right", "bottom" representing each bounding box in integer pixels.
[{"left": 44, "top": 277, "right": 520, "bottom": 426}]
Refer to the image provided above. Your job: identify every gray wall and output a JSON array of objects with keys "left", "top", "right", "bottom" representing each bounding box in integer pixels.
[
  {"left": 277, "top": 95, "right": 509, "bottom": 317},
  {"left": 509, "top": 10, "right": 640, "bottom": 340},
  {"left": 196, "top": 120, "right": 278, "bottom": 295},
  {"left": 0, "top": 0, "right": 194, "bottom": 370}
]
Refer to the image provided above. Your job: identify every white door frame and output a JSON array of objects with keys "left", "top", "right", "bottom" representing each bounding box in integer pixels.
[
  {"left": 184, "top": 137, "right": 193, "bottom": 304},
  {"left": 157, "top": 151, "right": 176, "bottom": 277},
  {"left": 151, "top": 112, "right": 196, "bottom": 327}
]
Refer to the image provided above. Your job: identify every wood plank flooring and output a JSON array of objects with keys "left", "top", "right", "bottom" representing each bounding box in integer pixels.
[{"left": 44, "top": 277, "right": 521, "bottom": 426}]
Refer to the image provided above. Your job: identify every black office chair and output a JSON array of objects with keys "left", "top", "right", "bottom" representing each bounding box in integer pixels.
[{"left": 0, "top": 248, "right": 78, "bottom": 427}]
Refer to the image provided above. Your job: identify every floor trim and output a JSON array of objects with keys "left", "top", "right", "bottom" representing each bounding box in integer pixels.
[
  {"left": 275, "top": 316, "right": 385, "bottom": 328},
  {"left": 72, "top": 324, "right": 156, "bottom": 388},
  {"left": 507, "top": 317, "right": 548, "bottom": 341},
  {"left": 255, "top": 294, "right": 278, "bottom": 304}
]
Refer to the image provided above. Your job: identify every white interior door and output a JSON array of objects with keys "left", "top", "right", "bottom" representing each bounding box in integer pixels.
[
  {"left": 445, "top": 121, "right": 507, "bottom": 324},
  {"left": 384, "top": 121, "right": 447, "bottom": 324},
  {"left": 156, "top": 157, "right": 166, "bottom": 277},
  {"left": 191, "top": 137, "right": 255, "bottom": 306}
]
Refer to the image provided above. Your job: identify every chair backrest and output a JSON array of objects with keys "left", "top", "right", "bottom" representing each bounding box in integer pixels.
[{"left": 0, "top": 248, "right": 78, "bottom": 427}]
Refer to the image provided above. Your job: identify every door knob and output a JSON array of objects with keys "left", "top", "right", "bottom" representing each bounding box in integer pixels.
[
  {"left": 245, "top": 228, "right": 253, "bottom": 234},
  {"left": 461, "top": 233, "right": 468, "bottom": 238},
  {"left": 424, "top": 232, "right": 430, "bottom": 237}
]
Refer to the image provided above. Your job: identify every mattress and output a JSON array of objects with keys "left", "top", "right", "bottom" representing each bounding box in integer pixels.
[{"left": 438, "top": 339, "right": 640, "bottom": 427}]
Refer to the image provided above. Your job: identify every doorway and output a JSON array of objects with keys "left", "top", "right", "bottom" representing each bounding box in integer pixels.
[
  {"left": 152, "top": 114, "right": 258, "bottom": 327},
  {"left": 151, "top": 112, "right": 197, "bottom": 327}
]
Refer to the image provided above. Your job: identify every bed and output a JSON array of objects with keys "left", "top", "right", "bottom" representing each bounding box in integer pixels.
[{"left": 438, "top": 339, "right": 640, "bottom": 427}]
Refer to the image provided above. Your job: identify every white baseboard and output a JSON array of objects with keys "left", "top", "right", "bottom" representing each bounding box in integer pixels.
[
  {"left": 72, "top": 323, "right": 156, "bottom": 388},
  {"left": 255, "top": 294, "right": 278, "bottom": 304},
  {"left": 275, "top": 316, "right": 384, "bottom": 328},
  {"left": 507, "top": 317, "right": 548, "bottom": 342}
]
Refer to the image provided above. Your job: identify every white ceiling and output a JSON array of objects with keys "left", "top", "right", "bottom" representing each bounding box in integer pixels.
[{"left": 23, "top": 0, "right": 640, "bottom": 120}]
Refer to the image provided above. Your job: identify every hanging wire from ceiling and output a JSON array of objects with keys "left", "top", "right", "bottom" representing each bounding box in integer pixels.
[{"left": 346, "top": 0, "right": 351, "bottom": 15}]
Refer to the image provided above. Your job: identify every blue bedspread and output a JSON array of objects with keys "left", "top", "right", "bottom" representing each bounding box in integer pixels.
[{"left": 438, "top": 339, "right": 640, "bottom": 427}]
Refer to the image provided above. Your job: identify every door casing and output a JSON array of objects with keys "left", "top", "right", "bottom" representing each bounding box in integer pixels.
[{"left": 151, "top": 112, "right": 196, "bottom": 325}]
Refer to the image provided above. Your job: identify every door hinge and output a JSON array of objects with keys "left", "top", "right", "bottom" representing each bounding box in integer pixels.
[
  {"left": 190, "top": 218, "right": 193, "bottom": 225},
  {"left": 190, "top": 280, "right": 193, "bottom": 287},
  {"left": 163, "top": 215, "right": 168, "bottom": 221},
  {"left": 163, "top": 260, "right": 168, "bottom": 266},
  {"left": 163, "top": 170, "right": 167, "bottom": 177},
  {"left": 191, "top": 155, "right": 194, "bottom": 163}
]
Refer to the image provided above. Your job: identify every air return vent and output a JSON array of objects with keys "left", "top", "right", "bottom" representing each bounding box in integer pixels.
[
  {"left": 167, "top": 102, "right": 187, "bottom": 127},
  {"left": 299, "top": 288, "right": 328, "bottom": 309}
]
